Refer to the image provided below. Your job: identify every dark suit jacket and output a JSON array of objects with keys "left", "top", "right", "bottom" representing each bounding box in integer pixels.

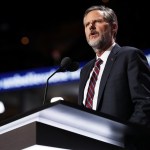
[{"left": 78, "top": 43, "right": 150, "bottom": 127}]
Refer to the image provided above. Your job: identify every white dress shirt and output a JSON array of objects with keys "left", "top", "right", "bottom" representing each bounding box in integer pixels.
[{"left": 83, "top": 43, "right": 116, "bottom": 110}]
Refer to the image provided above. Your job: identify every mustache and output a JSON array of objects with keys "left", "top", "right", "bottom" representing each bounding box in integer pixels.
[{"left": 89, "top": 30, "right": 99, "bottom": 36}]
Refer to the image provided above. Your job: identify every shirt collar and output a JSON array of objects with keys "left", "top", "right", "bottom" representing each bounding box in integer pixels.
[{"left": 96, "top": 42, "right": 116, "bottom": 61}]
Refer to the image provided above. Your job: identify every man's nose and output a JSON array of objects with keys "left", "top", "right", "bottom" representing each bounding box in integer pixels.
[{"left": 89, "top": 22, "right": 96, "bottom": 30}]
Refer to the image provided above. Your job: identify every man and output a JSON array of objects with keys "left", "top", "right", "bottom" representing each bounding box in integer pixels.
[
  {"left": 78, "top": 5, "right": 150, "bottom": 128},
  {"left": 78, "top": 5, "right": 150, "bottom": 149}
]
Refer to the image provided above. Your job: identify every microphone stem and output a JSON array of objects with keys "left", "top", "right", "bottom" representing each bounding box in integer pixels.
[{"left": 43, "top": 69, "right": 60, "bottom": 105}]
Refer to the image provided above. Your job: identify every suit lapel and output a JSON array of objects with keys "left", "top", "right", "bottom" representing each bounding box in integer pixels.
[
  {"left": 97, "top": 44, "right": 121, "bottom": 110},
  {"left": 79, "top": 59, "right": 95, "bottom": 104}
]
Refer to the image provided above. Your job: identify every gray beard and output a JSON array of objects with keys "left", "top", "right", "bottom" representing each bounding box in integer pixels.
[{"left": 88, "top": 39, "right": 107, "bottom": 52}]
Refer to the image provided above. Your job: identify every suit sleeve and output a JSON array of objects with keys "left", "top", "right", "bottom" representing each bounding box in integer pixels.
[{"left": 127, "top": 49, "right": 150, "bottom": 127}]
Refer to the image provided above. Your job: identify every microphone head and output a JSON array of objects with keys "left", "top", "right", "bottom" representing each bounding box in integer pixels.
[
  {"left": 60, "top": 57, "right": 72, "bottom": 68},
  {"left": 59, "top": 57, "right": 79, "bottom": 72}
]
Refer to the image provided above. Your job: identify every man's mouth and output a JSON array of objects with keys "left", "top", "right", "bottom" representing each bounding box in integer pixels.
[{"left": 90, "top": 32, "right": 99, "bottom": 39}]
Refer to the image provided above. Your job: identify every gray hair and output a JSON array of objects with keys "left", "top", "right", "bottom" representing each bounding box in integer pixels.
[{"left": 83, "top": 5, "right": 118, "bottom": 37}]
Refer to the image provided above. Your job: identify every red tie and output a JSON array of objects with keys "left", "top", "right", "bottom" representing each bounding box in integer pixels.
[{"left": 85, "top": 58, "right": 102, "bottom": 109}]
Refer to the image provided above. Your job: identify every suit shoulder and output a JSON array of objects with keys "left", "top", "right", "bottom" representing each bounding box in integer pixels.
[
  {"left": 119, "top": 46, "right": 145, "bottom": 56},
  {"left": 120, "top": 46, "right": 140, "bottom": 52},
  {"left": 118, "top": 46, "right": 148, "bottom": 64}
]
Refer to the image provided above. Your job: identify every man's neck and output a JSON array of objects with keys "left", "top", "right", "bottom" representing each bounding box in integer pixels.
[{"left": 95, "top": 42, "right": 116, "bottom": 57}]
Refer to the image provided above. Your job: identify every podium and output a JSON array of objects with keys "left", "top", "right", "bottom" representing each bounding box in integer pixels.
[{"left": 0, "top": 100, "right": 149, "bottom": 150}]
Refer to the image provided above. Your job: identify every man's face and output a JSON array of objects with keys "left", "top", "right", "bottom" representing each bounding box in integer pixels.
[{"left": 83, "top": 10, "right": 113, "bottom": 50}]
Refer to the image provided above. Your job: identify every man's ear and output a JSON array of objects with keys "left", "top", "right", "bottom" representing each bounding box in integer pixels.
[
  {"left": 112, "top": 22, "right": 118, "bottom": 38},
  {"left": 112, "top": 22, "right": 118, "bottom": 33}
]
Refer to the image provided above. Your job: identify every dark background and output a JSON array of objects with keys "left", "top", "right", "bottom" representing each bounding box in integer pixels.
[
  {"left": 0, "top": 0, "right": 149, "bottom": 73},
  {"left": 0, "top": 0, "right": 150, "bottom": 121}
]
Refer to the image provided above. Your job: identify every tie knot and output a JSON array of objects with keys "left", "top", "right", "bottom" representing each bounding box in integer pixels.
[{"left": 95, "top": 58, "right": 102, "bottom": 67}]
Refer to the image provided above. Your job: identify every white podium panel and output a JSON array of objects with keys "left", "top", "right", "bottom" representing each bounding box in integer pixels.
[{"left": 0, "top": 101, "right": 149, "bottom": 150}]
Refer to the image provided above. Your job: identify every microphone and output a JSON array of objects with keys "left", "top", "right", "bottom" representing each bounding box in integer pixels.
[{"left": 43, "top": 57, "right": 79, "bottom": 105}]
